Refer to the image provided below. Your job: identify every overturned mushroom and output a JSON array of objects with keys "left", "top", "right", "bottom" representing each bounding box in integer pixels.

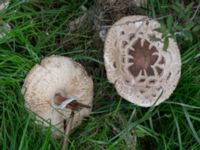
[
  {"left": 22, "top": 56, "right": 93, "bottom": 137},
  {"left": 104, "top": 15, "right": 181, "bottom": 107}
]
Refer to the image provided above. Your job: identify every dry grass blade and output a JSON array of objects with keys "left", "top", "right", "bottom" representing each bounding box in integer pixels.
[{"left": 62, "top": 111, "right": 75, "bottom": 150}]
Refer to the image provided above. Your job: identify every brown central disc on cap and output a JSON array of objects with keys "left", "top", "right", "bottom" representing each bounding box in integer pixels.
[{"left": 128, "top": 38, "right": 158, "bottom": 77}]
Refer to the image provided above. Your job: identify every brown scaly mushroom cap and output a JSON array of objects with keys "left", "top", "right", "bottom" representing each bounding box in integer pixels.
[
  {"left": 104, "top": 15, "right": 181, "bottom": 107},
  {"left": 22, "top": 56, "right": 93, "bottom": 137}
]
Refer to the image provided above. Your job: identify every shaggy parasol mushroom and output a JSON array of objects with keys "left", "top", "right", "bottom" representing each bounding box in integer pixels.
[
  {"left": 22, "top": 56, "right": 93, "bottom": 138},
  {"left": 104, "top": 15, "right": 181, "bottom": 107}
]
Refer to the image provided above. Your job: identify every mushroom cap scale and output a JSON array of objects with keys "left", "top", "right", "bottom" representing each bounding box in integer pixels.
[
  {"left": 22, "top": 56, "right": 93, "bottom": 137},
  {"left": 104, "top": 15, "right": 181, "bottom": 107}
]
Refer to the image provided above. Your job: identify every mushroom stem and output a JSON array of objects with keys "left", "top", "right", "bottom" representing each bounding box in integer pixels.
[
  {"left": 53, "top": 93, "right": 91, "bottom": 111},
  {"left": 66, "top": 100, "right": 91, "bottom": 111},
  {"left": 61, "top": 111, "right": 75, "bottom": 150},
  {"left": 52, "top": 94, "right": 76, "bottom": 110}
]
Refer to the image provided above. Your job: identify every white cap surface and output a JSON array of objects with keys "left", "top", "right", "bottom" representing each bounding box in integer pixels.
[{"left": 104, "top": 15, "right": 181, "bottom": 107}]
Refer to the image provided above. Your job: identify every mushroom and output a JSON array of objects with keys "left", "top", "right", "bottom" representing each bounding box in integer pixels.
[
  {"left": 132, "top": 0, "right": 147, "bottom": 7},
  {"left": 0, "top": 22, "right": 11, "bottom": 39},
  {"left": 0, "top": 0, "right": 10, "bottom": 39},
  {"left": 22, "top": 56, "right": 93, "bottom": 138},
  {"left": 104, "top": 15, "right": 181, "bottom": 107},
  {"left": 0, "top": 0, "right": 9, "bottom": 11}
]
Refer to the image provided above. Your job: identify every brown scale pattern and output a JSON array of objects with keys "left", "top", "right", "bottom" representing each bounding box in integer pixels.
[{"left": 128, "top": 38, "right": 162, "bottom": 77}]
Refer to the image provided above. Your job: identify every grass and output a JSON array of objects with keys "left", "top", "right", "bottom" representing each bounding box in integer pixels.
[{"left": 0, "top": 0, "right": 200, "bottom": 149}]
